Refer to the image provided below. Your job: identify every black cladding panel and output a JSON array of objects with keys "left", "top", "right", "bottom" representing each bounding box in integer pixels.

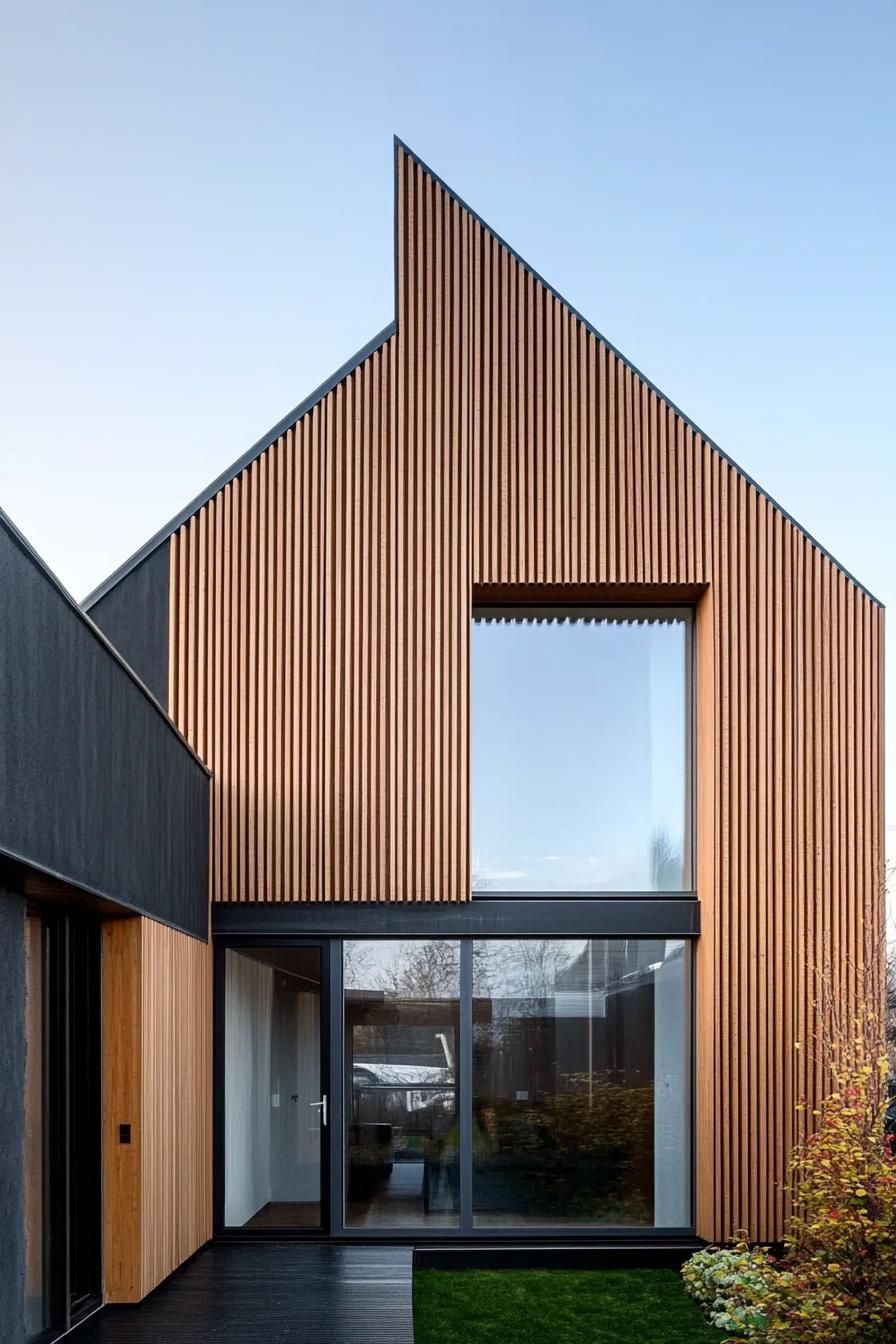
[{"left": 0, "top": 515, "right": 208, "bottom": 938}]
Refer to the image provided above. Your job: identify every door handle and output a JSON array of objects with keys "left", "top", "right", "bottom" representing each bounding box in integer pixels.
[{"left": 310, "top": 1094, "right": 328, "bottom": 1127}]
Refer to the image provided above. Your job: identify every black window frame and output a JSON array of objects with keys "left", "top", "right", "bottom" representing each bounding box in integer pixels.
[
  {"left": 213, "top": 901, "right": 698, "bottom": 1244},
  {"left": 213, "top": 938, "right": 332, "bottom": 1240}
]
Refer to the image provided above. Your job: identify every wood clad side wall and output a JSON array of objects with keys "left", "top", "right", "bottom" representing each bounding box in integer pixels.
[
  {"left": 702, "top": 464, "right": 885, "bottom": 1242},
  {"left": 169, "top": 328, "right": 469, "bottom": 903},
  {"left": 102, "top": 918, "right": 142, "bottom": 1303},
  {"left": 396, "top": 146, "right": 885, "bottom": 1244},
  {"left": 140, "top": 918, "right": 212, "bottom": 1296},
  {"left": 103, "top": 917, "right": 211, "bottom": 1303}
]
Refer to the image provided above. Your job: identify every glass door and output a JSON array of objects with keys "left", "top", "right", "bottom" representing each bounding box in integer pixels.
[{"left": 219, "top": 944, "right": 328, "bottom": 1232}]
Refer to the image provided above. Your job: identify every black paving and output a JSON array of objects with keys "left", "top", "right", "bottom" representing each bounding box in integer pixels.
[{"left": 72, "top": 1244, "right": 414, "bottom": 1344}]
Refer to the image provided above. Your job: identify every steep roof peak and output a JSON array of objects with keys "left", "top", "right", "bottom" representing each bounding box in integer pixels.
[
  {"left": 85, "top": 139, "right": 881, "bottom": 610},
  {"left": 394, "top": 137, "right": 881, "bottom": 606}
]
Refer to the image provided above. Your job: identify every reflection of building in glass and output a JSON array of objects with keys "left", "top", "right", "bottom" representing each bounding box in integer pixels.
[
  {"left": 344, "top": 943, "right": 461, "bottom": 1228},
  {"left": 470, "top": 939, "right": 688, "bottom": 1227}
]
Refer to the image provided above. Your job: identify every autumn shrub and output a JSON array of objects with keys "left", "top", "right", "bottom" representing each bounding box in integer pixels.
[
  {"left": 684, "top": 979, "right": 896, "bottom": 1341},
  {"left": 759, "top": 1014, "right": 896, "bottom": 1343}
]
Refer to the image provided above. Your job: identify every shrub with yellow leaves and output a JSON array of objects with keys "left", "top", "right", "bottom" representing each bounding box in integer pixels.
[
  {"left": 684, "top": 925, "right": 896, "bottom": 1343},
  {"left": 761, "top": 1009, "right": 896, "bottom": 1342}
]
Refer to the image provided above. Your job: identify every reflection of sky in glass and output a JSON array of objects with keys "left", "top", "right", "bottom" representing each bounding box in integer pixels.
[{"left": 471, "top": 612, "right": 689, "bottom": 892}]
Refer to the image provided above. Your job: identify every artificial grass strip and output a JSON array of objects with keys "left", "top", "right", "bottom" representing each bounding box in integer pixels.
[{"left": 413, "top": 1268, "right": 722, "bottom": 1344}]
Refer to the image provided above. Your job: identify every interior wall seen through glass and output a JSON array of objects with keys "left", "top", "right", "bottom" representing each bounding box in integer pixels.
[{"left": 224, "top": 947, "right": 322, "bottom": 1229}]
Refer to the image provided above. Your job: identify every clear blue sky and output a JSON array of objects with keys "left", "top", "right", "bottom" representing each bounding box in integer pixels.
[{"left": 2, "top": 0, "right": 893, "bottom": 862}]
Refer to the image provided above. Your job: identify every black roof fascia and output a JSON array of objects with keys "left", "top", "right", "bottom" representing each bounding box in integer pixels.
[
  {"left": 83, "top": 321, "right": 396, "bottom": 609},
  {"left": 0, "top": 506, "right": 210, "bottom": 775},
  {"left": 394, "top": 136, "right": 882, "bottom": 608}
]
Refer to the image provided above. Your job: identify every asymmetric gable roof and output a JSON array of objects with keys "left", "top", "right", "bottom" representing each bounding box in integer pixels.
[{"left": 84, "top": 138, "right": 881, "bottom": 611}]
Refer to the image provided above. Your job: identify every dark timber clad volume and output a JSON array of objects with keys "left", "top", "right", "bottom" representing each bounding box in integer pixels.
[
  {"left": 87, "top": 547, "right": 169, "bottom": 708},
  {"left": 0, "top": 511, "right": 209, "bottom": 939}
]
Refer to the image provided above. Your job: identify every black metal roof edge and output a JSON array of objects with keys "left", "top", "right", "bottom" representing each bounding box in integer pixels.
[
  {"left": 0, "top": 505, "right": 212, "bottom": 776},
  {"left": 82, "top": 321, "right": 397, "bottom": 609},
  {"left": 394, "top": 136, "right": 883, "bottom": 609},
  {"left": 0, "top": 841, "right": 209, "bottom": 942}
]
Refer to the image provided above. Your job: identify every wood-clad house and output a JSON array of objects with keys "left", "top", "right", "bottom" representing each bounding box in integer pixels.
[{"left": 1, "top": 140, "right": 884, "bottom": 1340}]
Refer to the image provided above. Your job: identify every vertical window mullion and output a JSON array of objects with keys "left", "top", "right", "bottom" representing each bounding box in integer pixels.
[
  {"left": 459, "top": 939, "right": 473, "bottom": 1232},
  {"left": 328, "top": 939, "right": 344, "bottom": 1236}
]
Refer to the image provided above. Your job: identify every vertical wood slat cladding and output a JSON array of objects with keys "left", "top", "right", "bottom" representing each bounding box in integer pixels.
[
  {"left": 102, "top": 917, "right": 212, "bottom": 1303},
  {"left": 169, "top": 323, "right": 469, "bottom": 903},
  {"left": 396, "top": 145, "right": 884, "bottom": 1240},
  {"left": 140, "top": 919, "right": 212, "bottom": 1297},
  {"left": 165, "top": 142, "right": 883, "bottom": 1243},
  {"left": 102, "top": 919, "right": 142, "bottom": 1303}
]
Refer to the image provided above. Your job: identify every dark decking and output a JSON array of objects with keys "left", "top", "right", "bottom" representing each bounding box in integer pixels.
[{"left": 73, "top": 1244, "right": 414, "bottom": 1344}]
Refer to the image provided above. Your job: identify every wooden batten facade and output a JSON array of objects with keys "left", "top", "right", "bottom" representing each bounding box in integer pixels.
[
  {"left": 167, "top": 329, "right": 469, "bottom": 907},
  {"left": 102, "top": 917, "right": 212, "bottom": 1302},
  {"left": 94, "top": 140, "right": 884, "bottom": 1253}
]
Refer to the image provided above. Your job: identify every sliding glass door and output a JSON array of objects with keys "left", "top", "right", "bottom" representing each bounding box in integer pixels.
[
  {"left": 343, "top": 940, "right": 459, "bottom": 1228},
  {"left": 337, "top": 937, "right": 691, "bottom": 1235}
]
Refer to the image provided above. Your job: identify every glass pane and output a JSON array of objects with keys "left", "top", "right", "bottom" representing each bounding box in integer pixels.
[
  {"left": 224, "top": 947, "right": 322, "bottom": 1229},
  {"left": 344, "top": 940, "right": 459, "bottom": 1228},
  {"left": 24, "top": 915, "right": 47, "bottom": 1339},
  {"left": 472, "top": 610, "right": 690, "bottom": 891},
  {"left": 472, "top": 938, "right": 691, "bottom": 1227}
]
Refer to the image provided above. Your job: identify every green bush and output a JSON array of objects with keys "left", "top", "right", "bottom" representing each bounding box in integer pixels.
[{"left": 681, "top": 1239, "right": 788, "bottom": 1338}]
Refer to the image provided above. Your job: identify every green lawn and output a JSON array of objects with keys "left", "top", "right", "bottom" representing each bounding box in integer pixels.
[{"left": 414, "top": 1268, "right": 722, "bottom": 1344}]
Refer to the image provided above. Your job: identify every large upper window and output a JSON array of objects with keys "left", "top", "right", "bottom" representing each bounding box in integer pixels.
[{"left": 471, "top": 609, "right": 691, "bottom": 893}]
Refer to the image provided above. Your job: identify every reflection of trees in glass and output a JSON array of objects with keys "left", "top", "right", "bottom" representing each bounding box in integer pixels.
[
  {"left": 473, "top": 939, "right": 579, "bottom": 1000},
  {"left": 471, "top": 869, "right": 493, "bottom": 892},
  {"left": 345, "top": 940, "right": 460, "bottom": 1000},
  {"left": 343, "top": 941, "right": 376, "bottom": 990},
  {"left": 649, "top": 827, "right": 681, "bottom": 891},
  {"left": 379, "top": 941, "right": 459, "bottom": 999}
]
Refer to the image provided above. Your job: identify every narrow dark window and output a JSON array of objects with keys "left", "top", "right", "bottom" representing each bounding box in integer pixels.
[{"left": 24, "top": 910, "right": 101, "bottom": 1342}]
